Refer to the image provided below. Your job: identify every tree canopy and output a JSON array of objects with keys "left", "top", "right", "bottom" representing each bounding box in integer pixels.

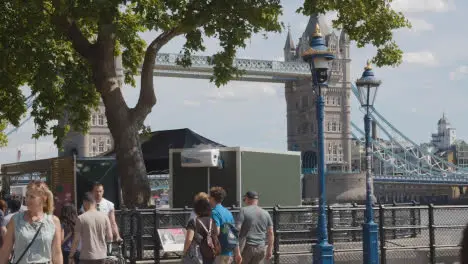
[
  {"left": 0, "top": 0, "right": 410, "bottom": 206},
  {"left": 0, "top": 0, "right": 409, "bottom": 147}
]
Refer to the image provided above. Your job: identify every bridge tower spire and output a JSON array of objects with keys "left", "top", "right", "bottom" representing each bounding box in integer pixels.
[{"left": 284, "top": 24, "right": 296, "bottom": 62}]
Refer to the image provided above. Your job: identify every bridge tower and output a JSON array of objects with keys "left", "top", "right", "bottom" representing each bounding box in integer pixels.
[
  {"left": 285, "top": 14, "right": 352, "bottom": 172},
  {"left": 58, "top": 101, "right": 114, "bottom": 158}
]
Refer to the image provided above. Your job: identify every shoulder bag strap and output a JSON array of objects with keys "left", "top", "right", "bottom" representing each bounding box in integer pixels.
[
  {"left": 197, "top": 218, "right": 210, "bottom": 235},
  {"left": 13, "top": 222, "right": 44, "bottom": 264},
  {"left": 62, "top": 232, "right": 72, "bottom": 247}
]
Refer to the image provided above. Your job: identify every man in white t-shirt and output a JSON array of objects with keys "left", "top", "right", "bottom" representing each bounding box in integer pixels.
[{"left": 81, "top": 183, "right": 122, "bottom": 241}]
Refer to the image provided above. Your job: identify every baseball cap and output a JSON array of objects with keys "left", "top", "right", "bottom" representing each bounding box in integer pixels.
[{"left": 244, "top": 191, "right": 259, "bottom": 199}]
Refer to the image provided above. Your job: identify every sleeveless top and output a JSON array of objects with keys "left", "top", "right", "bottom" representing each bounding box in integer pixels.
[{"left": 13, "top": 212, "right": 56, "bottom": 264}]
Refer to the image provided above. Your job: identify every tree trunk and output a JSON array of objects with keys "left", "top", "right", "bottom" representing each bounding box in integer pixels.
[
  {"left": 94, "top": 65, "right": 151, "bottom": 209},
  {"left": 113, "top": 121, "right": 151, "bottom": 208},
  {"left": 101, "top": 94, "right": 151, "bottom": 208}
]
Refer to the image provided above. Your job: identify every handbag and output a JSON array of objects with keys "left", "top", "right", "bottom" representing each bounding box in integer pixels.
[
  {"left": 181, "top": 218, "right": 203, "bottom": 264},
  {"left": 10, "top": 222, "right": 44, "bottom": 264},
  {"left": 181, "top": 242, "right": 203, "bottom": 264}
]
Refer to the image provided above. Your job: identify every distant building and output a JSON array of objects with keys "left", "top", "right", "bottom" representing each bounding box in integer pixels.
[
  {"left": 431, "top": 113, "right": 456, "bottom": 151},
  {"left": 453, "top": 141, "right": 468, "bottom": 168}
]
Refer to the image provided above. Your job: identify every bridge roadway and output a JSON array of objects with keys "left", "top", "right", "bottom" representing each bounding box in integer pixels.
[
  {"left": 303, "top": 168, "right": 468, "bottom": 186},
  {"left": 150, "top": 53, "right": 312, "bottom": 83}
]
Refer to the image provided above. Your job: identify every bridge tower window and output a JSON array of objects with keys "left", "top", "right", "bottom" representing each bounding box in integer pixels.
[
  {"left": 92, "top": 114, "right": 97, "bottom": 126},
  {"left": 98, "top": 114, "right": 105, "bottom": 126},
  {"left": 332, "top": 122, "right": 337, "bottom": 132}
]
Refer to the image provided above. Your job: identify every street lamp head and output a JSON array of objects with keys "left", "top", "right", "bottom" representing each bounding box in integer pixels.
[
  {"left": 301, "top": 23, "right": 335, "bottom": 85},
  {"left": 356, "top": 60, "right": 382, "bottom": 108}
]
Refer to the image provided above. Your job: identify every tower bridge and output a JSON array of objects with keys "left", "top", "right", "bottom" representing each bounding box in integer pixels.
[{"left": 52, "top": 14, "right": 468, "bottom": 203}]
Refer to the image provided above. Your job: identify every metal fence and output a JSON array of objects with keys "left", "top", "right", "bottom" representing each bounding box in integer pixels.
[{"left": 115, "top": 203, "right": 466, "bottom": 264}]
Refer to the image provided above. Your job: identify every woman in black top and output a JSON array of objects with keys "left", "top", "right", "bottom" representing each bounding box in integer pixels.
[{"left": 183, "top": 192, "right": 216, "bottom": 264}]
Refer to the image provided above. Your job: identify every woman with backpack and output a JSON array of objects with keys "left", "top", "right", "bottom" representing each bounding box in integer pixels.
[
  {"left": 182, "top": 192, "right": 221, "bottom": 264},
  {"left": 60, "top": 204, "right": 79, "bottom": 264}
]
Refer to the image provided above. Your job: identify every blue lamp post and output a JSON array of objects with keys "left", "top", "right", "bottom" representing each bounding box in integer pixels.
[
  {"left": 356, "top": 61, "right": 382, "bottom": 264},
  {"left": 302, "top": 23, "right": 335, "bottom": 264}
]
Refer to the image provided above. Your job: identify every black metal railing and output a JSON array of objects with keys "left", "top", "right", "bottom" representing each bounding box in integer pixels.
[{"left": 115, "top": 203, "right": 465, "bottom": 264}]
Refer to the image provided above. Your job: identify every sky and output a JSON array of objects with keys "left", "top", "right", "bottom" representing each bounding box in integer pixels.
[{"left": 1, "top": 0, "right": 467, "bottom": 164}]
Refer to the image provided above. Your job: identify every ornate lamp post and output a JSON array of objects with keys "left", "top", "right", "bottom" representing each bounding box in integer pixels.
[
  {"left": 356, "top": 61, "right": 382, "bottom": 264},
  {"left": 302, "top": 23, "right": 335, "bottom": 264}
]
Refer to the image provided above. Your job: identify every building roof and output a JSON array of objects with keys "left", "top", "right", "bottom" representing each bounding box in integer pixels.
[
  {"left": 284, "top": 25, "right": 295, "bottom": 50},
  {"left": 438, "top": 113, "right": 451, "bottom": 125},
  {"left": 304, "top": 14, "right": 331, "bottom": 38},
  {"left": 102, "top": 128, "right": 225, "bottom": 172}
]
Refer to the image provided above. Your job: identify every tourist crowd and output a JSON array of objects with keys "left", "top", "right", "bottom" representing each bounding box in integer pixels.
[{"left": 0, "top": 182, "right": 120, "bottom": 264}]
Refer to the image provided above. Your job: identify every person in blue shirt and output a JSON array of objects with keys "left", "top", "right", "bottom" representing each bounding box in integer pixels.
[{"left": 209, "top": 187, "right": 241, "bottom": 264}]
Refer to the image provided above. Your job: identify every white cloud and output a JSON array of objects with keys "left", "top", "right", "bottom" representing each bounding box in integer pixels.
[
  {"left": 274, "top": 56, "right": 284, "bottom": 62},
  {"left": 206, "top": 82, "right": 279, "bottom": 102},
  {"left": 391, "top": 0, "right": 455, "bottom": 13},
  {"left": 403, "top": 51, "right": 438, "bottom": 66},
  {"left": 323, "top": 11, "right": 338, "bottom": 29},
  {"left": 406, "top": 18, "right": 434, "bottom": 32},
  {"left": 449, "top": 66, "right": 468, "bottom": 81},
  {"left": 183, "top": 100, "right": 201, "bottom": 107}
]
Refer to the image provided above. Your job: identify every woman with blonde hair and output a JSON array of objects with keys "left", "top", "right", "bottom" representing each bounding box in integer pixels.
[{"left": 0, "top": 180, "right": 63, "bottom": 264}]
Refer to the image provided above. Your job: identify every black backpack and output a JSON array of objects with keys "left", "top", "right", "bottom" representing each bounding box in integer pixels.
[{"left": 197, "top": 218, "right": 221, "bottom": 260}]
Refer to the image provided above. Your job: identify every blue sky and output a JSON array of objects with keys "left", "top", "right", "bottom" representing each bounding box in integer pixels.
[{"left": 1, "top": 0, "right": 467, "bottom": 163}]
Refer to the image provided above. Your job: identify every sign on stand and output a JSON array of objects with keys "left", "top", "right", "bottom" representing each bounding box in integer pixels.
[{"left": 157, "top": 228, "right": 186, "bottom": 252}]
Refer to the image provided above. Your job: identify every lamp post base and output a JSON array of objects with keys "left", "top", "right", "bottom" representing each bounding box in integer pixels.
[
  {"left": 362, "top": 221, "right": 379, "bottom": 264},
  {"left": 313, "top": 241, "right": 334, "bottom": 264}
]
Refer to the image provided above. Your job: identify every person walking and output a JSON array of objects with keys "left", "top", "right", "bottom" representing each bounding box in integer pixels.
[
  {"left": 2, "top": 199, "right": 22, "bottom": 226},
  {"left": 209, "top": 187, "right": 241, "bottom": 264},
  {"left": 70, "top": 192, "right": 112, "bottom": 264},
  {"left": 183, "top": 192, "right": 220, "bottom": 264},
  {"left": 81, "top": 182, "right": 121, "bottom": 241},
  {"left": 0, "top": 199, "right": 6, "bottom": 248},
  {"left": 0, "top": 181, "right": 63, "bottom": 264},
  {"left": 237, "top": 191, "right": 274, "bottom": 264},
  {"left": 1, "top": 199, "right": 21, "bottom": 241},
  {"left": 60, "top": 204, "right": 79, "bottom": 264}
]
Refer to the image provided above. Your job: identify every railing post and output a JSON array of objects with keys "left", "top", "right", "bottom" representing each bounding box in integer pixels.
[
  {"left": 273, "top": 205, "right": 280, "bottom": 264},
  {"left": 379, "top": 204, "right": 386, "bottom": 264},
  {"left": 135, "top": 210, "right": 143, "bottom": 261},
  {"left": 154, "top": 207, "right": 161, "bottom": 264},
  {"left": 351, "top": 203, "right": 357, "bottom": 241},
  {"left": 391, "top": 203, "right": 397, "bottom": 239},
  {"left": 428, "top": 204, "right": 436, "bottom": 264},
  {"left": 327, "top": 205, "right": 334, "bottom": 244},
  {"left": 129, "top": 210, "right": 136, "bottom": 264},
  {"left": 410, "top": 201, "right": 417, "bottom": 238}
]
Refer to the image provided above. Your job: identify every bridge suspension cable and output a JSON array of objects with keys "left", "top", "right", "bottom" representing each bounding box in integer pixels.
[
  {"left": 350, "top": 83, "right": 465, "bottom": 173},
  {"left": 351, "top": 123, "right": 428, "bottom": 176},
  {"left": 4, "top": 95, "right": 34, "bottom": 136}
]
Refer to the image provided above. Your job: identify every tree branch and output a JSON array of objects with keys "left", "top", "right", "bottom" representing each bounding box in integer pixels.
[
  {"left": 132, "top": 29, "right": 180, "bottom": 124},
  {"left": 51, "top": 1, "right": 94, "bottom": 59}
]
